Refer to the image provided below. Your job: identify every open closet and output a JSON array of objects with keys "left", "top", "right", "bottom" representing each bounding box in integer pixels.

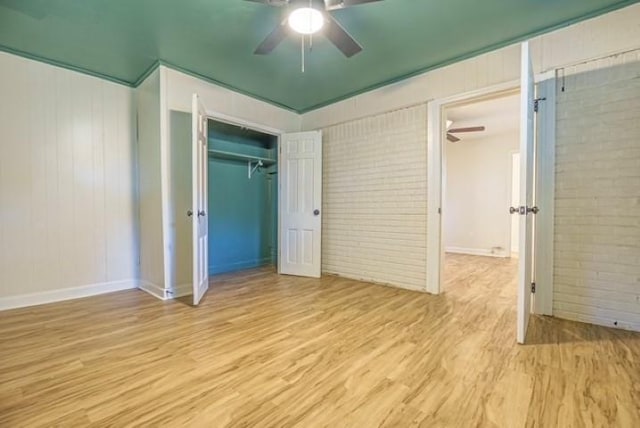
[
  {"left": 207, "top": 120, "right": 278, "bottom": 276},
  {"left": 137, "top": 68, "right": 323, "bottom": 303}
]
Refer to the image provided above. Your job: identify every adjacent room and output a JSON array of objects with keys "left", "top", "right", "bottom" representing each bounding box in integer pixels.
[
  {"left": 1, "top": 0, "right": 639, "bottom": 426},
  {"left": 441, "top": 93, "right": 521, "bottom": 314}
]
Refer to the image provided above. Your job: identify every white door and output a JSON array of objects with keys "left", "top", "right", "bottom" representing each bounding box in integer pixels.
[
  {"left": 192, "top": 94, "right": 209, "bottom": 305},
  {"left": 515, "top": 42, "right": 536, "bottom": 344},
  {"left": 279, "top": 131, "right": 323, "bottom": 277},
  {"left": 510, "top": 152, "right": 520, "bottom": 255}
]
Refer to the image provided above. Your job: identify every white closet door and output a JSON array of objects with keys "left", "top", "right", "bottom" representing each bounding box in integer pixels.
[
  {"left": 516, "top": 42, "right": 537, "bottom": 344},
  {"left": 279, "top": 131, "right": 323, "bottom": 278},
  {"left": 192, "top": 94, "right": 209, "bottom": 305}
]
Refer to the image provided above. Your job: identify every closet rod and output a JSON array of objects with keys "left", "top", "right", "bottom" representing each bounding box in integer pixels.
[{"left": 208, "top": 149, "right": 276, "bottom": 166}]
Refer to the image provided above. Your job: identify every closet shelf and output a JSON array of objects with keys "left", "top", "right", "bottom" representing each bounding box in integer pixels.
[{"left": 208, "top": 149, "right": 276, "bottom": 166}]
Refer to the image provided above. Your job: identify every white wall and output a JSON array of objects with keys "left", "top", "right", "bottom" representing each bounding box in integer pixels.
[
  {"left": 0, "top": 52, "right": 138, "bottom": 309},
  {"left": 322, "top": 105, "right": 428, "bottom": 291},
  {"left": 164, "top": 66, "right": 300, "bottom": 133},
  {"left": 301, "top": 3, "right": 640, "bottom": 130},
  {"left": 444, "top": 132, "right": 519, "bottom": 257},
  {"left": 168, "top": 110, "right": 192, "bottom": 295},
  {"left": 136, "top": 69, "right": 166, "bottom": 297},
  {"left": 553, "top": 60, "right": 640, "bottom": 332}
]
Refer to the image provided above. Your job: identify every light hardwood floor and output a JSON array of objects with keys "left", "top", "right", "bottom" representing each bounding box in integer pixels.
[{"left": 1, "top": 254, "right": 639, "bottom": 427}]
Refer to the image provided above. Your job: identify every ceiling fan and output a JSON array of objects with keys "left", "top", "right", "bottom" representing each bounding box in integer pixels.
[
  {"left": 446, "top": 121, "right": 486, "bottom": 142},
  {"left": 246, "top": 0, "right": 383, "bottom": 58}
]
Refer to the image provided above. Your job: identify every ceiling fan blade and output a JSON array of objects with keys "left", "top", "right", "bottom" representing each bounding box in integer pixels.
[
  {"left": 254, "top": 21, "right": 289, "bottom": 55},
  {"left": 324, "top": 14, "right": 362, "bottom": 58},
  {"left": 326, "top": 0, "right": 384, "bottom": 10},
  {"left": 448, "top": 126, "right": 486, "bottom": 134},
  {"left": 447, "top": 134, "right": 461, "bottom": 143}
]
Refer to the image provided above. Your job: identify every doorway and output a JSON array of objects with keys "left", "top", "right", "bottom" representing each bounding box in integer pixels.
[
  {"left": 427, "top": 42, "right": 555, "bottom": 343},
  {"left": 207, "top": 119, "right": 279, "bottom": 277},
  {"left": 442, "top": 93, "right": 521, "bottom": 260},
  {"left": 441, "top": 93, "right": 521, "bottom": 303}
]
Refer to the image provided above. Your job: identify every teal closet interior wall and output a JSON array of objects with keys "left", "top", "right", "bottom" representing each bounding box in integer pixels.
[{"left": 208, "top": 123, "right": 277, "bottom": 275}]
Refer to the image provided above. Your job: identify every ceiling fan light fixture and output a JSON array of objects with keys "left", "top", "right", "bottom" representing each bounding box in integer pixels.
[{"left": 288, "top": 7, "right": 324, "bottom": 35}]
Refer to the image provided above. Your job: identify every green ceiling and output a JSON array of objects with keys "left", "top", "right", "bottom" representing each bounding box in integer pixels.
[{"left": 0, "top": 0, "right": 637, "bottom": 112}]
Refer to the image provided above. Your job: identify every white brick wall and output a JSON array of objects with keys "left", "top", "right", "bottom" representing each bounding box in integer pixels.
[
  {"left": 321, "top": 105, "right": 428, "bottom": 291},
  {"left": 554, "top": 60, "right": 640, "bottom": 331}
]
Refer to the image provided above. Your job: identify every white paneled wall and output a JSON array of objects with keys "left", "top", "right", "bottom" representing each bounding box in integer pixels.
[
  {"left": 554, "top": 60, "right": 640, "bottom": 332},
  {"left": 136, "top": 69, "right": 165, "bottom": 295},
  {"left": 0, "top": 52, "right": 138, "bottom": 309},
  {"left": 164, "top": 67, "right": 300, "bottom": 133},
  {"left": 322, "top": 105, "right": 428, "bottom": 290}
]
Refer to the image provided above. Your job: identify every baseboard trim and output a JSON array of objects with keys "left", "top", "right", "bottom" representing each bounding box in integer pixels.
[
  {"left": 445, "top": 247, "right": 509, "bottom": 258},
  {"left": 138, "top": 281, "right": 169, "bottom": 301},
  {"left": 324, "top": 272, "right": 427, "bottom": 293},
  {"left": 554, "top": 310, "right": 640, "bottom": 333},
  {"left": 0, "top": 279, "right": 138, "bottom": 311},
  {"left": 209, "top": 257, "right": 274, "bottom": 275}
]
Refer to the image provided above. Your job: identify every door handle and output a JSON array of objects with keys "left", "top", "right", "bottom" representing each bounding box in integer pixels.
[
  {"left": 187, "top": 210, "right": 193, "bottom": 217},
  {"left": 313, "top": 209, "right": 320, "bottom": 216},
  {"left": 198, "top": 210, "right": 206, "bottom": 217}
]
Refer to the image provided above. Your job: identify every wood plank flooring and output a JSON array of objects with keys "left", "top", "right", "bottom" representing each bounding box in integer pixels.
[{"left": 1, "top": 254, "right": 639, "bottom": 427}]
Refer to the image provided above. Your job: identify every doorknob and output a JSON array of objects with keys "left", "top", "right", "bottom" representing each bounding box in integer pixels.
[
  {"left": 198, "top": 210, "right": 206, "bottom": 217},
  {"left": 313, "top": 209, "right": 320, "bottom": 216},
  {"left": 187, "top": 210, "right": 193, "bottom": 217},
  {"left": 509, "top": 206, "right": 519, "bottom": 214}
]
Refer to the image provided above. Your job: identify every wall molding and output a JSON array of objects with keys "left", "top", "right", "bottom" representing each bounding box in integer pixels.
[
  {"left": 445, "top": 247, "right": 510, "bottom": 258},
  {"left": 554, "top": 311, "right": 640, "bottom": 333},
  {"left": 138, "top": 281, "right": 169, "bottom": 301},
  {"left": 209, "top": 258, "right": 274, "bottom": 276},
  {"left": 325, "top": 272, "right": 427, "bottom": 294},
  {"left": 0, "top": 280, "right": 138, "bottom": 311}
]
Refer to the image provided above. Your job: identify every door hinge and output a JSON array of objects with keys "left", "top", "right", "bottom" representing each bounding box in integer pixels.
[
  {"left": 531, "top": 282, "right": 536, "bottom": 294},
  {"left": 533, "top": 97, "right": 547, "bottom": 113},
  {"left": 510, "top": 206, "right": 539, "bottom": 215},
  {"left": 438, "top": 207, "right": 442, "bottom": 214}
]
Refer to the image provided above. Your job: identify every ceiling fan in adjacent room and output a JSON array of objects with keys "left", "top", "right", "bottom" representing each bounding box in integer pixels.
[
  {"left": 446, "top": 120, "right": 486, "bottom": 142},
  {"left": 246, "top": 0, "right": 383, "bottom": 59}
]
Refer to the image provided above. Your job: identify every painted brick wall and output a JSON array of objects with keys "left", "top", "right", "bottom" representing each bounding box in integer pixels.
[
  {"left": 321, "top": 105, "right": 428, "bottom": 291},
  {"left": 554, "top": 61, "right": 640, "bottom": 331}
]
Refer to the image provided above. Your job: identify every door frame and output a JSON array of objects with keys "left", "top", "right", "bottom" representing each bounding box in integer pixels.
[
  {"left": 204, "top": 110, "right": 284, "bottom": 274},
  {"left": 426, "top": 76, "right": 555, "bottom": 316}
]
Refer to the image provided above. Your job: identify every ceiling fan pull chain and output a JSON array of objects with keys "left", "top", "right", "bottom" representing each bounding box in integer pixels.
[{"left": 301, "top": 35, "right": 305, "bottom": 73}]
